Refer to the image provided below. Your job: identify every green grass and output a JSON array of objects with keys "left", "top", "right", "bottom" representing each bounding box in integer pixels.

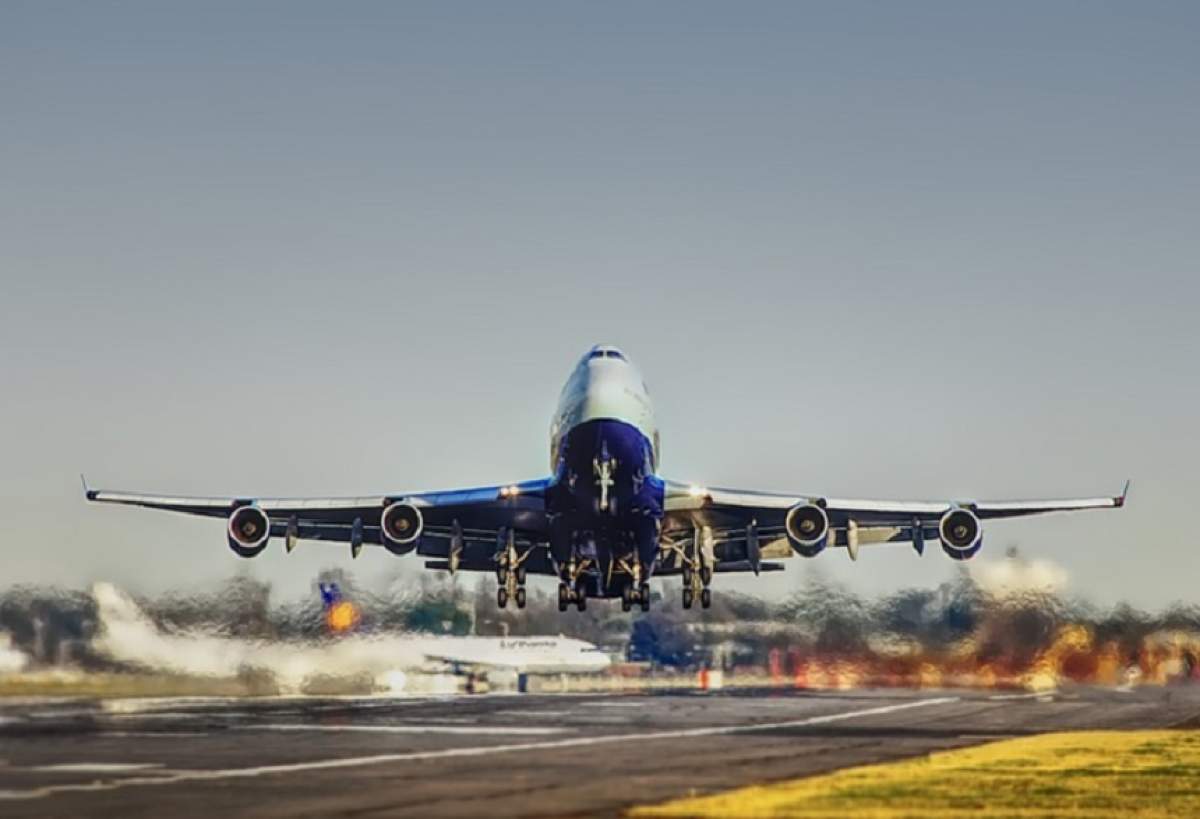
[{"left": 632, "top": 731, "right": 1200, "bottom": 818}]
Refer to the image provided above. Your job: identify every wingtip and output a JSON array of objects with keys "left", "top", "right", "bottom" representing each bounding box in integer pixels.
[
  {"left": 1115, "top": 479, "right": 1131, "bottom": 507},
  {"left": 81, "top": 473, "right": 98, "bottom": 501}
]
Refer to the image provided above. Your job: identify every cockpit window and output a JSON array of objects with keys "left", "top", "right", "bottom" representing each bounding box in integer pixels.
[
  {"left": 607, "top": 350, "right": 626, "bottom": 361},
  {"left": 587, "top": 350, "right": 606, "bottom": 361},
  {"left": 587, "top": 348, "right": 627, "bottom": 362}
]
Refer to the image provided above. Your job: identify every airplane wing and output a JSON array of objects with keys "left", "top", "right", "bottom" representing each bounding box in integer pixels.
[
  {"left": 661, "top": 480, "right": 1128, "bottom": 566},
  {"left": 83, "top": 476, "right": 555, "bottom": 567}
]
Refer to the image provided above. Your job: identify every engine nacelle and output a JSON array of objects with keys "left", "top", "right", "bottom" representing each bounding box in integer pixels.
[
  {"left": 380, "top": 501, "right": 423, "bottom": 555},
  {"left": 939, "top": 507, "right": 983, "bottom": 560},
  {"left": 227, "top": 505, "right": 270, "bottom": 558},
  {"left": 785, "top": 501, "right": 830, "bottom": 558}
]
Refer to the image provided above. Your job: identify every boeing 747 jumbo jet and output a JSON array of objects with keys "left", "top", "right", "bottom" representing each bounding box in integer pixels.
[{"left": 86, "top": 345, "right": 1127, "bottom": 613}]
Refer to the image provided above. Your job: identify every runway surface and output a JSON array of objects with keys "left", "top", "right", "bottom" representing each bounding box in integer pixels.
[{"left": 3, "top": 686, "right": 1199, "bottom": 817}]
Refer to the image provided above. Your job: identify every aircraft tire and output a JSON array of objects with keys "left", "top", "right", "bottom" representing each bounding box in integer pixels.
[
  {"left": 682, "top": 567, "right": 693, "bottom": 586},
  {"left": 682, "top": 588, "right": 694, "bottom": 609},
  {"left": 497, "top": 587, "right": 508, "bottom": 609},
  {"left": 700, "top": 588, "right": 712, "bottom": 609},
  {"left": 516, "top": 566, "right": 527, "bottom": 584},
  {"left": 639, "top": 583, "right": 650, "bottom": 612},
  {"left": 515, "top": 587, "right": 527, "bottom": 608}
]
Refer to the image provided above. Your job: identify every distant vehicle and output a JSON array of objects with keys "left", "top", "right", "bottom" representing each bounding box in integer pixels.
[
  {"left": 90, "top": 583, "right": 610, "bottom": 685},
  {"left": 85, "top": 345, "right": 1127, "bottom": 613}
]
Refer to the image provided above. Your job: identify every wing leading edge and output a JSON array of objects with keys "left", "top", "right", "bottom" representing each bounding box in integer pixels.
[
  {"left": 82, "top": 477, "right": 553, "bottom": 561},
  {"left": 661, "top": 479, "right": 1128, "bottom": 560}
]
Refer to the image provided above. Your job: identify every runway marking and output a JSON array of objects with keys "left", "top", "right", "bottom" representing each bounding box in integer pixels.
[
  {"left": 32, "top": 763, "right": 165, "bottom": 773},
  {"left": 583, "top": 701, "right": 643, "bottom": 707},
  {"left": 0, "top": 696, "right": 957, "bottom": 802},
  {"left": 494, "top": 709, "right": 572, "bottom": 718},
  {"left": 100, "top": 732, "right": 210, "bottom": 739},
  {"left": 236, "top": 723, "right": 568, "bottom": 736}
]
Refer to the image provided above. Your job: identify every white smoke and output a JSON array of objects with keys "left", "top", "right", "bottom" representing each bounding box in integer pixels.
[
  {"left": 0, "top": 632, "right": 30, "bottom": 674},
  {"left": 970, "top": 554, "right": 1069, "bottom": 598},
  {"left": 90, "top": 582, "right": 426, "bottom": 692}
]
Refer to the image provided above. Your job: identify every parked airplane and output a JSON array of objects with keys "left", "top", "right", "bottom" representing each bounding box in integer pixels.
[
  {"left": 85, "top": 345, "right": 1127, "bottom": 613},
  {"left": 90, "top": 583, "right": 610, "bottom": 685}
]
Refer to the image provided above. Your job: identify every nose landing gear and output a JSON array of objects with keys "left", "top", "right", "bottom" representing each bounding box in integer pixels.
[{"left": 593, "top": 440, "right": 618, "bottom": 515}]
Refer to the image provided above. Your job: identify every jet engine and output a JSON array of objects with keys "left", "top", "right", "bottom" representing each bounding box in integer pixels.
[
  {"left": 785, "top": 501, "right": 829, "bottom": 558},
  {"left": 938, "top": 507, "right": 983, "bottom": 560},
  {"left": 380, "top": 501, "right": 423, "bottom": 555},
  {"left": 227, "top": 505, "right": 270, "bottom": 558}
]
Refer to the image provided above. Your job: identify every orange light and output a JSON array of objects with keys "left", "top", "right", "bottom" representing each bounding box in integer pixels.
[{"left": 326, "top": 600, "right": 361, "bottom": 634}]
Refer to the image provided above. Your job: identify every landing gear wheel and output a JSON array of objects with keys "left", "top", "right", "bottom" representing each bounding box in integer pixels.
[
  {"left": 515, "top": 587, "right": 527, "bottom": 609},
  {"left": 700, "top": 568, "right": 713, "bottom": 587},
  {"left": 700, "top": 588, "right": 712, "bottom": 609},
  {"left": 576, "top": 594, "right": 587, "bottom": 612},
  {"left": 639, "top": 583, "right": 650, "bottom": 612},
  {"left": 682, "top": 567, "right": 693, "bottom": 586},
  {"left": 621, "top": 586, "right": 632, "bottom": 612},
  {"left": 497, "top": 587, "right": 509, "bottom": 609},
  {"left": 557, "top": 583, "right": 569, "bottom": 612},
  {"left": 516, "top": 566, "right": 527, "bottom": 584},
  {"left": 683, "top": 588, "right": 694, "bottom": 609}
]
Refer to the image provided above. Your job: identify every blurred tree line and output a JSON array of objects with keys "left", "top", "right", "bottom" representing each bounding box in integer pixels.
[{"left": 4, "top": 564, "right": 1200, "bottom": 672}]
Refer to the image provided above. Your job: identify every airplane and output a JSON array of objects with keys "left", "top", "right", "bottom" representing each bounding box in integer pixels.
[
  {"left": 90, "top": 583, "right": 611, "bottom": 687},
  {"left": 85, "top": 344, "right": 1128, "bottom": 614}
]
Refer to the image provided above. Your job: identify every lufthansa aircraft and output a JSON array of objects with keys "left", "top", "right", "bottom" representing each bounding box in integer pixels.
[{"left": 86, "top": 345, "right": 1127, "bottom": 613}]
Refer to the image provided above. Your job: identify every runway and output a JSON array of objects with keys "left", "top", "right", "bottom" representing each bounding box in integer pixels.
[{"left": 2, "top": 686, "right": 1199, "bottom": 817}]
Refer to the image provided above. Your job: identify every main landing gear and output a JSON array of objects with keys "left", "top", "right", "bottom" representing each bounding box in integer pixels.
[
  {"left": 680, "top": 526, "right": 715, "bottom": 610},
  {"left": 621, "top": 582, "right": 650, "bottom": 613},
  {"left": 495, "top": 528, "right": 529, "bottom": 610},
  {"left": 557, "top": 556, "right": 590, "bottom": 613},
  {"left": 681, "top": 567, "right": 713, "bottom": 609},
  {"left": 616, "top": 554, "right": 651, "bottom": 613}
]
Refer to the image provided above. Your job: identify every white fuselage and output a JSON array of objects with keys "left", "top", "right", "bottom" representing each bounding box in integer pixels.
[{"left": 550, "top": 346, "right": 659, "bottom": 473}]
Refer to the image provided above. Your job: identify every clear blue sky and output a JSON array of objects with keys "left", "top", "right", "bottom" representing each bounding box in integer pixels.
[{"left": 2, "top": 2, "right": 1197, "bottom": 607}]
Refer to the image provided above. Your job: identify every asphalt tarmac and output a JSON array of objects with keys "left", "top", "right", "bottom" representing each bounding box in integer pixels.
[{"left": 2, "top": 685, "right": 1199, "bottom": 818}]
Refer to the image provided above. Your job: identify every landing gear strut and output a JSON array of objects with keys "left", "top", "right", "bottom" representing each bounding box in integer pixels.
[
  {"left": 681, "top": 526, "right": 715, "bottom": 609},
  {"left": 495, "top": 528, "right": 530, "bottom": 610},
  {"left": 617, "top": 554, "right": 651, "bottom": 612},
  {"left": 557, "top": 555, "right": 591, "bottom": 612}
]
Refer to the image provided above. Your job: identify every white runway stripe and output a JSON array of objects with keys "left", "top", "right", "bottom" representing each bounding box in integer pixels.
[
  {"left": 236, "top": 723, "right": 567, "bottom": 736},
  {"left": 0, "top": 697, "right": 957, "bottom": 802},
  {"left": 32, "top": 763, "right": 165, "bottom": 774}
]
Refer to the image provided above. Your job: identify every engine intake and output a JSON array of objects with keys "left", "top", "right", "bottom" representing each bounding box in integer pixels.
[
  {"left": 786, "top": 501, "right": 829, "bottom": 558},
  {"left": 380, "top": 501, "right": 423, "bottom": 554},
  {"left": 939, "top": 507, "right": 983, "bottom": 560},
  {"left": 227, "top": 506, "right": 270, "bottom": 558}
]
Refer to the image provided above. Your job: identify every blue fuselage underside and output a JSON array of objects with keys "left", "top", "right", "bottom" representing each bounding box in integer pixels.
[{"left": 547, "top": 419, "right": 664, "bottom": 592}]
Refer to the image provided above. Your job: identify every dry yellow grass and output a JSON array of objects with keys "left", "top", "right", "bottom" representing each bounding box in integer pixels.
[{"left": 631, "top": 730, "right": 1200, "bottom": 818}]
